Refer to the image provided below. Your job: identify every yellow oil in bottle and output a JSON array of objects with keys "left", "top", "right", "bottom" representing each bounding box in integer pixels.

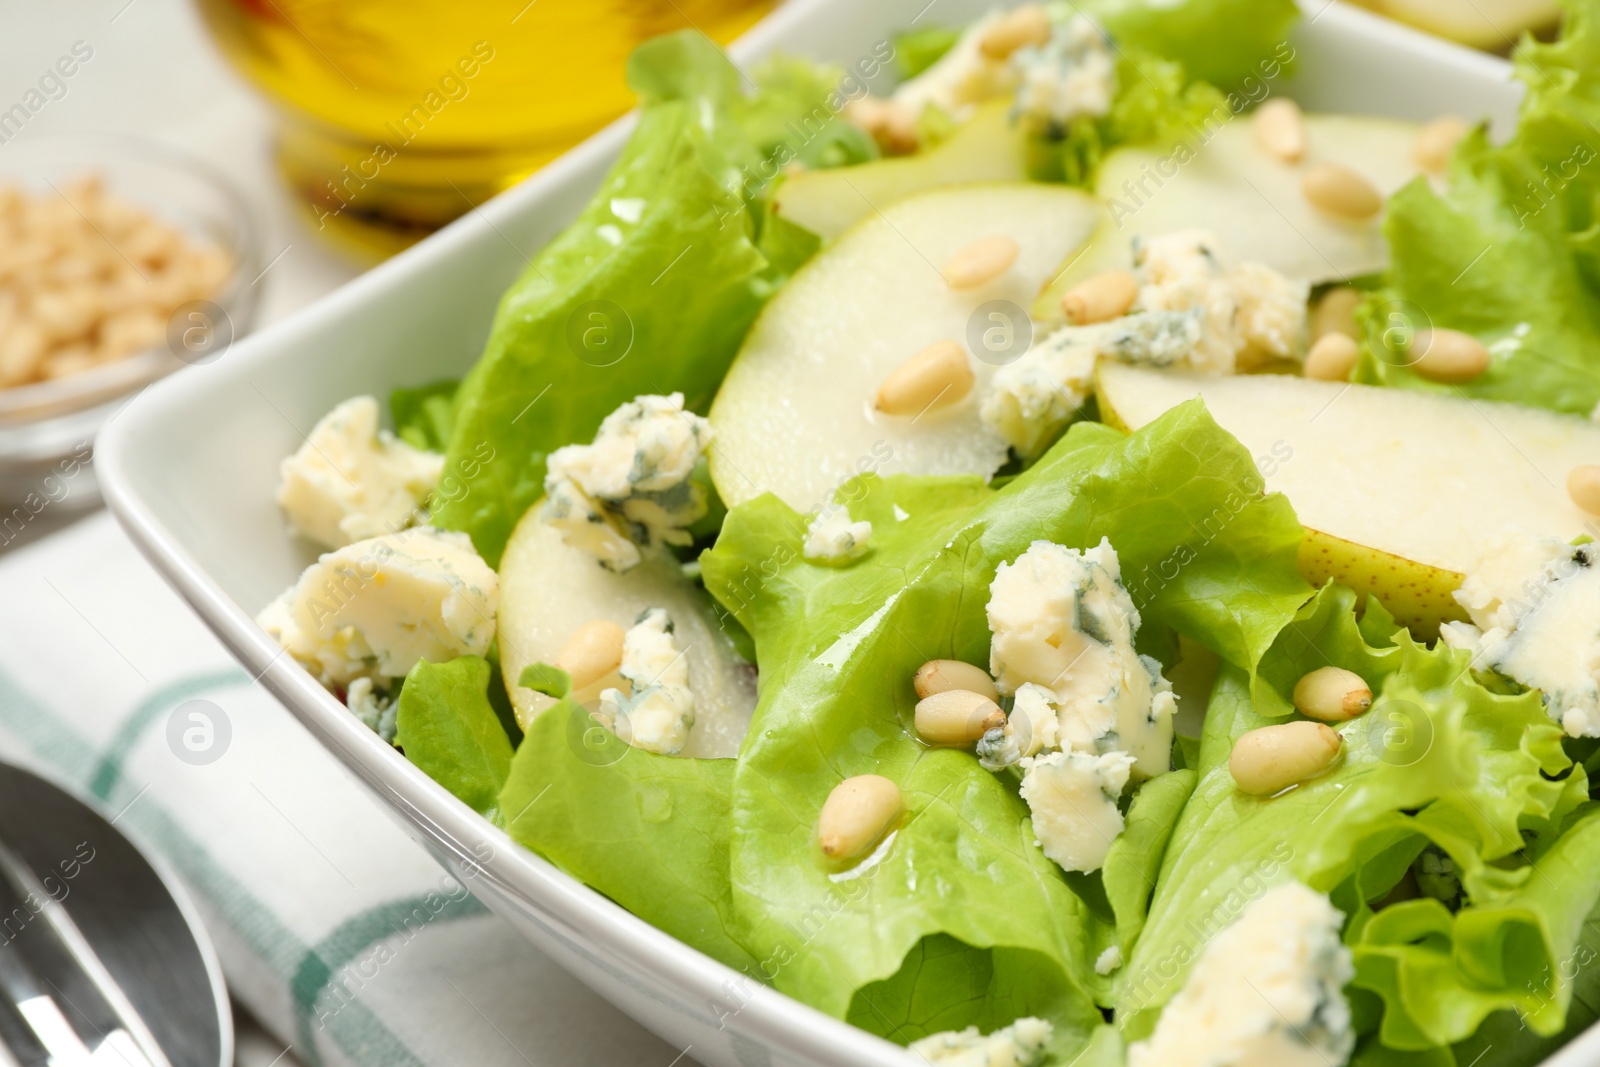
[{"left": 194, "top": 0, "right": 773, "bottom": 258}]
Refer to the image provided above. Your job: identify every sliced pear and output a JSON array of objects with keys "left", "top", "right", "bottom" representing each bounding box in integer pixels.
[
  {"left": 711, "top": 183, "right": 1104, "bottom": 511},
  {"left": 1348, "top": 0, "right": 1557, "bottom": 51},
  {"left": 1095, "top": 362, "right": 1600, "bottom": 636},
  {"left": 1034, "top": 113, "right": 1424, "bottom": 320},
  {"left": 772, "top": 101, "right": 1027, "bottom": 242},
  {"left": 497, "top": 503, "right": 755, "bottom": 758}
]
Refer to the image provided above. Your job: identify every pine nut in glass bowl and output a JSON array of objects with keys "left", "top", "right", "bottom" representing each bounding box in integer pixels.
[{"left": 0, "top": 135, "right": 259, "bottom": 519}]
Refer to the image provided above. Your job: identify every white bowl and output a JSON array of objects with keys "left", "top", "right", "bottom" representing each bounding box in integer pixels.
[{"left": 97, "top": 4, "right": 1559, "bottom": 1065}]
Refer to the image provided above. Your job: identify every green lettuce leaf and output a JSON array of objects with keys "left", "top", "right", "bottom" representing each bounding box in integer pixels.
[
  {"left": 848, "top": 936, "right": 1121, "bottom": 1064},
  {"left": 395, "top": 656, "right": 514, "bottom": 820},
  {"left": 431, "top": 98, "right": 769, "bottom": 566},
  {"left": 1065, "top": 0, "right": 1298, "bottom": 90},
  {"left": 1447, "top": 855, "right": 1600, "bottom": 1067},
  {"left": 1353, "top": 806, "right": 1600, "bottom": 1051},
  {"left": 498, "top": 699, "right": 756, "bottom": 973},
  {"left": 433, "top": 32, "right": 866, "bottom": 565},
  {"left": 628, "top": 33, "right": 879, "bottom": 187},
  {"left": 516, "top": 662, "right": 571, "bottom": 700},
  {"left": 389, "top": 378, "right": 458, "bottom": 453},
  {"left": 1027, "top": 51, "right": 1230, "bottom": 186},
  {"left": 1105, "top": 769, "right": 1197, "bottom": 953},
  {"left": 1118, "top": 587, "right": 1595, "bottom": 1053},
  {"left": 699, "top": 401, "right": 1310, "bottom": 1050},
  {"left": 1359, "top": 0, "right": 1600, "bottom": 414},
  {"left": 893, "top": 26, "right": 962, "bottom": 79}
]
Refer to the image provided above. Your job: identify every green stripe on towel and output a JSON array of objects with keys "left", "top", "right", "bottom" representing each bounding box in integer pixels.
[{"left": 0, "top": 666, "right": 489, "bottom": 1067}]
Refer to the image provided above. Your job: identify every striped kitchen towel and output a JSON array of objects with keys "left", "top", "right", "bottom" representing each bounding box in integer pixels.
[{"left": 0, "top": 510, "right": 686, "bottom": 1067}]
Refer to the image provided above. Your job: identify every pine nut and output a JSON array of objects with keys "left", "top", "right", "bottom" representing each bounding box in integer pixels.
[
  {"left": 1301, "top": 163, "right": 1382, "bottom": 220},
  {"left": 1410, "top": 328, "right": 1489, "bottom": 383},
  {"left": 883, "top": 102, "right": 921, "bottom": 155},
  {"left": 1311, "top": 286, "right": 1362, "bottom": 341},
  {"left": 913, "top": 659, "right": 1000, "bottom": 701},
  {"left": 1253, "top": 98, "right": 1307, "bottom": 163},
  {"left": 875, "top": 339, "right": 974, "bottom": 416},
  {"left": 1303, "top": 332, "right": 1360, "bottom": 381},
  {"left": 1415, "top": 116, "right": 1470, "bottom": 173},
  {"left": 915, "top": 689, "right": 1005, "bottom": 745},
  {"left": 818, "top": 774, "right": 902, "bottom": 859},
  {"left": 1567, "top": 465, "right": 1600, "bottom": 515},
  {"left": 1062, "top": 269, "right": 1139, "bottom": 325},
  {"left": 978, "top": 4, "right": 1052, "bottom": 59},
  {"left": 944, "top": 235, "right": 1019, "bottom": 290},
  {"left": 555, "top": 619, "right": 626, "bottom": 691},
  {"left": 843, "top": 96, "right": 919, "bottom": 156},
  {"left": 1229, "top": 721, "right": 1342, "bottom": 796},
  {"left": 1293, "top": 666, "right": 1372, "bottom": 722}
]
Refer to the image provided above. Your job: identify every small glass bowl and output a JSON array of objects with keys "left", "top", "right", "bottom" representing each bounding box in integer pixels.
[{"left": 0, "top": 134, "right": 261, "bottom": 523}]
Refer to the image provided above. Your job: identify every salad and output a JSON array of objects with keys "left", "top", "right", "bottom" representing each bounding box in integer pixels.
[{"left": 254, "top": 1, "right": 1600, "bottom": 1064}]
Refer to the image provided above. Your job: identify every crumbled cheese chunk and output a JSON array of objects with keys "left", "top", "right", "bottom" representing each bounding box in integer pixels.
[
  {"left": 804, "top": 506, "right": 873, "bottom": 563},
  {"left": 979, "top": 235, "right": 1305, "bottom": 456},
  {"left": 276, "top": 395, "right": 444, "bottom": 549},
  {"left": 1019, "top": 749, "right": 1133, "bottom": 873},
  {"left": 981, "top": 323, "right": 1100, "bottom": 458},
  {"left": 977, "top": 681, "right": 1060, "bottom": 770},
  {"left": 908, "top": 1017, "right": 1053, "bottom": 1067},
  {"left": 257, "top": 527, "right": 498, "bottom": 687},
  {"left": 1100, "top": 310, "right": 1204, "bottom": 367},
  {"left": 346, "top": 677, "right": 398, "bottom": 743},
  {"left": 1444, "top": 536, "right": 1600, "bottom": 737},
  {"left": 987, "top": 538, "right": 1176, "bottom": 777},
  {"left": 1128, "top": 882, "right": 1354, "bottom": 1067},
  {"left": 980, "top": 311, "right": 1203, "bottom": 456},
  {"left": 892, "top": 11, "right": 1016, "bottom": 122},
  {"left": 1095, "top": 944, "right": 1123, "bottom": 975},
  {"left": 1451, "top": 531, "right": 1572, "bottom": 632},
  {"left": 1010, "top": 16, "right": 1116, "bottom": 131},
  {"left": 542, "top": 393, "right": 712, "bottom": 573},
  {"left": 595, "top": 608, "right": 696, "bottom": 755},
  {"left": 1130, "top": 230, "right": 1308, "bottom": 374},
  {"left": 982, "top": 539, "right": 1177, "bottom": 875}
]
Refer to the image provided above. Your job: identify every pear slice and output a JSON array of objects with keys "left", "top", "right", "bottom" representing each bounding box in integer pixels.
[
  {"left": 772, "top": 101, "right": 1027, "bottom": 242},
  {"left": 1095, "top": 362, "right": 1600, "bottom": 636},
  {"left": 1034, "top": 113, "right": 1424, "bottom": 319},
  {"left": 1348, "top": 0, "right": 1557, "bottom": 51},
  {"left": 711, "top": 182, "right": 1104, "bottom": 511},
  {"left": 497, "top": 502, "right": 755, "bottom": 758}
]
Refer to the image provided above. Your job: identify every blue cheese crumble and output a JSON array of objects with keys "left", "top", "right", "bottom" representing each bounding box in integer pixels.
[
  {"left": 257, "top": 527, "right": 498, "bottom": 687},
  {"left": 346, "top": 677, "right": 398, "bottom": 743},
  {"left": 981, "top": 538, "right": 1176, "bottom": 873},
  {"left": 1020, "top": 749, "right": 1134, "bottom": 873},
  {"left": 1127, "top": 882, "right": 1354, "bottom": 1067},
  {"left": 987, "top": 538, "right": 1176, "bottom": 777},
  {"left": 596, "top": 608, "right": 696, "bottom": 755},
  {"left": 276, "top": 395, "right": 444, "bottom": 549},
  {"left": 1130, "top": 230, "right": 1309, "bottom": 374},
  {"left": 1440, "top": 535, "right": 1600, "bottom": 737},
  {"left": 804, "top": 505, "right": 873, "bottom": 563},
  {"left": 542, "top": 393, "right": 712, "bottom": 573},
  {"left": 977, "top": 681, "right": 1060, "bottom": 770},
  {"left": 908, "top": 1016, "right": 1053, "bottom": 1067},
  {"left": 1096, "top": 944, "right": 1124, "bottom": 975},
  {"left": 980, "top": 312, "right": 1201, "bottom": 457},
  {"left": 1010, "top": 16, "right": 1116, "bottom": 132}
]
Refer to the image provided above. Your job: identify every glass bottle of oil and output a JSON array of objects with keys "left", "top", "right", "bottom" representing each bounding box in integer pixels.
[{"left": 194, "top": 0, "right": 773, "bottom": 259}]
